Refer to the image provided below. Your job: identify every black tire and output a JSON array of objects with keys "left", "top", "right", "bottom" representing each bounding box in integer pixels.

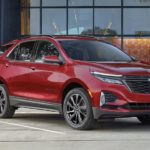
[
  {"left": 0, "top": 84, "right": 15, "bottom": 118},
  {"left": 137, "top": 115, "right": 150, "bottom": 124},
  {"left": 63, "top": 88, "right": 95, "bottom": 130}
]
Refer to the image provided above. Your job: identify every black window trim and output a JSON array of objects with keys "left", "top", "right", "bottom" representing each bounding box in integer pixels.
[
  {"left": 6, "top": 40, "right": 38, "bottom": 63},
  {"left": 33, "top": 39, "right": 65, "bottom": 65}
]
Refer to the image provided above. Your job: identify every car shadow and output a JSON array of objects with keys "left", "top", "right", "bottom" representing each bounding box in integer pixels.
[{"left": 13, "top": 113, "right": 150, "bottom": 132}]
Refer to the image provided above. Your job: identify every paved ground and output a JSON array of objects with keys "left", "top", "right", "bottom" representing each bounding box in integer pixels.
[{"left": 0, "top": 108, "right": 150, "bottom": 150}]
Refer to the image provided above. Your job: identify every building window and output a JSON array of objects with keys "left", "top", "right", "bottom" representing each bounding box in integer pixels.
[
  {"left": 94, "top": 9, "right": 121, "bottom": 36},
  {"left": 95, "top": 0, "right": 121, "bottom": 6},
  {"left": 21, "top": 8, "right": 40, "bottom": 35},
  {"left": 124, "top": 9, "right": 150, "bottom": 35},
  {"left": 124, "top": 0, "right": 150, "bottom": 6},
  {"left": 68, "top": 0, "right": 93, "bottom": 6},
  {"left": 68, "top": 9, "right": 93, "bottom": 35},
  {"left": 42, "top": 9, "right": 66, "bottom": 35},
  {"left": 21, "top": 0, "right": 40, "bottom": 7},
  {"left": 42, "top": 0, "right": 66, "bottom": 6},
  {"left": 123, "top": 37, "right": 150, "bottom": 62}
]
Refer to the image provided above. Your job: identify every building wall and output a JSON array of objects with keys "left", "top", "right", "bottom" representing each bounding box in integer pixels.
[
  {"left": 0, "top": 0, "right": 20, "bottom": 44},
  {"left": 0, "top": 0, "right": 150, "bottom": 62}
]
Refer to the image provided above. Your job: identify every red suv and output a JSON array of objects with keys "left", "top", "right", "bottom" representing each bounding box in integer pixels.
[{"left": 0, "top": 35, "right": 150, "bottom": 130}]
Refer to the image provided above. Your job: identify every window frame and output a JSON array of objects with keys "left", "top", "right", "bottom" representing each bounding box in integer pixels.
[
  {"left": 7, "top": 40, "right": 37, "bottom": 63},
  {"left": 33, "top": 40, "right": 64, "bottom": 65}
]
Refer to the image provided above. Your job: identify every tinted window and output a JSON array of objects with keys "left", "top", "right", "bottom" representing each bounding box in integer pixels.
[
  {"left": 35, "top": 41, "right": 59, "bottom": 63},
  {"left": 8, "top": 41, "right": 35, "bottom": 61},
  {"left": 59, "top": 40, "right": 132, "bottom": 62}
]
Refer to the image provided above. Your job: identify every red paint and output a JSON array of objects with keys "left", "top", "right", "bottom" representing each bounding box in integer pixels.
[{"left": 0, "top": 36, "right": 150, "bottom": 115}]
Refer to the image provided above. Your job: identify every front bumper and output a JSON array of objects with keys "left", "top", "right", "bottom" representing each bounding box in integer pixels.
[
  {"left": 89, "top": 75, "right": 150, "bottom": 119},
  {"left": 93, "top": 107, "right": 150, "bottom": 119}
]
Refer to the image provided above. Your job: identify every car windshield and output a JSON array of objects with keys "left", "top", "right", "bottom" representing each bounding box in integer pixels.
[
  {"left": 59, "top": 40, "right": 133, "bottom": 62},
  {"left": 0, "top": 44, "right": 13, "bottom": 56}
]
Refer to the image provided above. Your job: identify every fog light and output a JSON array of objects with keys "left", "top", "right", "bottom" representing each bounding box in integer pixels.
[
  {"left": 100, "top": 92, "right": 117, "bottom": 107},
  {"left": 100, "top": 92, "right": 106, "bottom": 107}
]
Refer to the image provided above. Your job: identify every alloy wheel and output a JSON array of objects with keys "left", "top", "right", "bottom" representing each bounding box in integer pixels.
[
  {"left": 0, "top": 89, "right": 6, "bottom": 114},
  {"left": 66, "top": 94, "right": 87, "bottom": 126}
]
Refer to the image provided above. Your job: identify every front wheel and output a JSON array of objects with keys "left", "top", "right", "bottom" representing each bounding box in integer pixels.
[
  {"left": 63, "top": 88, "right": 95, "bottom": 130},
  {"left": 0, "top": 84, "right": 15, "bottom": 118}
]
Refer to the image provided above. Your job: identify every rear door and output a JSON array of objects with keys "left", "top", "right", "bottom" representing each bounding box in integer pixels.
[{"left": 1, "top": 41, "right": 37, "bottom": 98}]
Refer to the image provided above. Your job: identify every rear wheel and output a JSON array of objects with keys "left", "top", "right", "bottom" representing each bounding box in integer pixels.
[
  {"left": 63, "top": 88, "right": 95, "bottom": 130},
  {"left": 0, "top": 84, "right": 15, "bottom": 118},
  {"left": 137, "top": 115, "right": 150, "bottom": 124}
]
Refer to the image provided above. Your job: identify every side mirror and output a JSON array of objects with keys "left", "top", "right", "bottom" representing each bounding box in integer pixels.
[{"left": 43, "top": 55, "right": 64, "bottom": 65}]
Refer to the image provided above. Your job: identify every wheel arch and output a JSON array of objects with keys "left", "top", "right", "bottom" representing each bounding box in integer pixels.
[
  {"left": 60, "top": 79, "right": 93, "bottom": 105},
  {"left": 0, "top": 77, "right": 10, "bottom": 94}
]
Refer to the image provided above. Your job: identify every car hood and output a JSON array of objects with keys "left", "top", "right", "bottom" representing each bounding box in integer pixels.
[{"left": 75, "top": 60, "right": 150, "bottom": 76}]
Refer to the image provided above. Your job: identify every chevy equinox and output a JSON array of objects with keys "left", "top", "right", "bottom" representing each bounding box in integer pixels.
[{"left": 0, "top": 35, "right": 150, "bottom": 130}]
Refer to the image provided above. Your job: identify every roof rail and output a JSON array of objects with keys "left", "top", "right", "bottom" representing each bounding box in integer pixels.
[
  {"left": 19, "top": 35, "right": 54, "bottom": 39},
  {"left": 77, "top": 35, "right": 96, "bottom": 38}
]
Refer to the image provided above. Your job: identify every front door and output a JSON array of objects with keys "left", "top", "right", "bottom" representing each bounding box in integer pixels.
[{"left": 28, "top": 40, "right": 66, "bottom": 103}]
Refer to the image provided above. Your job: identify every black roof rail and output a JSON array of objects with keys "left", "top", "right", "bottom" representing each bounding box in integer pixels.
[
  {"left": 55, "top": 35, "right": 98, "bottom": 40},
  {"left": 19, "top": 35, "right": 54, "bottom": 39},
  {"left": 78, "top": 35, "right": 99, "bottom": 40}
]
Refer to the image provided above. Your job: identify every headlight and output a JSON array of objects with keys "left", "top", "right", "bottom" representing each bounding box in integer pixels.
[{"left": 91, "top": 71, "right": 123, "bottom": 85}]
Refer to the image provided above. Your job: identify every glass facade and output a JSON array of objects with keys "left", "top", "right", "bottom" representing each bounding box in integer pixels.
[
  {"left": 68, "top": 9, "right": 93, "bottom": 35},
  {"left": 21, "top": 0, "right": 150, "bottom": 62},
  {"left": 42, "top": 9, "right": 66, "bottom": 35}
]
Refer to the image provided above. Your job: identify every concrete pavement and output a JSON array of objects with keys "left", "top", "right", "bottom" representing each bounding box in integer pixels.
[{"left": 0, "top": 108, "right": 150, "bottom": 150}]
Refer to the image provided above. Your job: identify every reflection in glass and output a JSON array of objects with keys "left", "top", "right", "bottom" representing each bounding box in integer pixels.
[
  {"left": 21, "top": 8, "right": 40, "bottom": 35},
  {"left": 95, "top": 0, "right": 121, "bottom": 6},
  {"left": 42, "top": 9, "right": 66, "bottom": 35},
  {"left": 68, "top": 0, "right": 92, "bottom": 6},
  {"left": 68, "top": 9, "right": 93, "bottom": 35},
  {"left": 21, "top": 0, "right": 40, "bottom": 7},
  {"left": 124, "top": 9, "right": 150, "bottom": 35},
  {"left": 42, "top": 0, "right": 66, "bottom": 6},
  {"left": 95, "top": 9, "right": 121, "bottom": 35},
  {"left": 124, "top": 38, "right": 150, "bottom": 62},
  {"left": 124, "top": 0, "right": 150, "bottom": 6}
]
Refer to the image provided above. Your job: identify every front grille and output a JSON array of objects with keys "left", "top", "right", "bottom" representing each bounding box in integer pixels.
[
  {"left": 124, "top": 103, "right": 150, "bottom": 110},
  {"left": 124, "top": 76, "right": 150, "bottom": 94}
]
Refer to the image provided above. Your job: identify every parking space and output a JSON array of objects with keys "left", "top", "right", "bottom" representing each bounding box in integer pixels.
[{"left": 0, "top": 108, "right": 150, "bottom": 150}]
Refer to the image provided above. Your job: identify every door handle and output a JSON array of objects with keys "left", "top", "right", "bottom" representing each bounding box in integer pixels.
[{"left": 30, "top": 67, "right": 36, "bottom": 70}]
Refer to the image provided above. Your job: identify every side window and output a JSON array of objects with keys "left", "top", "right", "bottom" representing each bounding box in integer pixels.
[
  {"left": 35, "top": 41, "right": 59, "bottom": 63},
  {"left": 8, "top": 46, "right": 19, "bottom": 60},
  {"left": 8, "top": 41, "right": 35, "bottom": 61}
]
